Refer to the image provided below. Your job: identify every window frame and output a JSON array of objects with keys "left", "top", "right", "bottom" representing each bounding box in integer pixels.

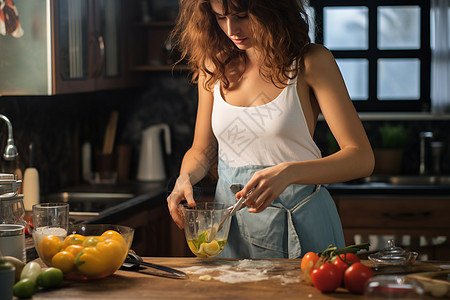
[{"left": 309, "top": 0, "right": 431, "bottom": 112}]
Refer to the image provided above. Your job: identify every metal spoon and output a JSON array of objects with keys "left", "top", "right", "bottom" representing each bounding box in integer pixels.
[
  {"left": 208, "top": 184, "right": 249, "bottom": 243},
  {"left": 121, "top": 252, "right": 188, "bottom": 279}
]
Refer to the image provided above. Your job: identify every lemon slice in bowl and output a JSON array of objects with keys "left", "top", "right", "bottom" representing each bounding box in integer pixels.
[
  {"left": 203, "top": 240, "right": 220, "bottom": 256},
  {"left": 197, "top": 243, "right": 206, "bottom": 256}
]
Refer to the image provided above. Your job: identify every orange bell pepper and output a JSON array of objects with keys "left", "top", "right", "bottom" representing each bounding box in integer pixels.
[{"left": 75, "top": 239, "right": 126, "bottom": 278}]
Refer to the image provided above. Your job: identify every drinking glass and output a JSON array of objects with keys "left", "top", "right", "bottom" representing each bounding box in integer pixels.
[{"left": 32, "top": 203, "right": 69, "bottom": 248}]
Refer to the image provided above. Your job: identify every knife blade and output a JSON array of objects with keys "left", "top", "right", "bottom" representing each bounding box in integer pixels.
[
  {"left": 373, "top": 264, "right": 442, "bottom": 275},
  {"left": 124, "top": 257, "right": 189, "bottom": 279},
  {"left": 121, "top": 253, "right": 189, "bottom": 279}
]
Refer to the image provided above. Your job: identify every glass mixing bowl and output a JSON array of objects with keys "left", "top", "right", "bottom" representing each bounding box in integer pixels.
[
  {"left": 365, "top": 275, "right": 425, "bottom": 299},
  {"left": 180, "top": 202, "right": 231, "bottom": 258},
  {"left": 34, "top": 224, "right": 134, "bottom": 280}
]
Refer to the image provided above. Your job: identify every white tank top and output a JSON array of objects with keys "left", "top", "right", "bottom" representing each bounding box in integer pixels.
[{"left": 211, "top": 76, "right": 322, "bottom": 167}]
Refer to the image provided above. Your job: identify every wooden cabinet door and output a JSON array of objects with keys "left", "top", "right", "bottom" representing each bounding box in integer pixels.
[
  {"left": 337, "top": 196, "right": 450, "bottom": 232},
  {"left": 91, "top": 0, "right": 129, "bottom": 91},
  {"left": 52, "top": 0, "right": 130, "bottom": 94},
  {"left": 52, "top": 0, "right": 95, "bottom": 94},
  {"left": 334, "top": 195, "right": 450, "bottom": 260}
]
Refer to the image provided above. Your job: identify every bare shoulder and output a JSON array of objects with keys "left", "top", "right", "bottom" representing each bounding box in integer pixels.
[
  {"left": 303, "top": 43, "right": 334, "bottom": 62},
  {"left": 197, "top": 58, "right": 219, "bottom": 89},
  {"left": 301, "top": 43, "right": 337, "bottom": 78}
]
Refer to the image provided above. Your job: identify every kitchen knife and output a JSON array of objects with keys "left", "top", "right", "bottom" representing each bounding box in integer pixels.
[
  {"left": 122, "top": 253, "right": 188, "bottom": 279},
  {"left": 373, "top": 263, "right": 443, "bottom": 275}
]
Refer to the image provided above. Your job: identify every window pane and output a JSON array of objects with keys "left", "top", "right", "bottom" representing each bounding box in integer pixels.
[
  {"left": 336, "top": 59, "right": 368, "bottom": 100},
  {"left": 430, "top": 6, "right": 450, "bottom": 49},
  {"left": 305, "top": 6, "right": 315, "bottom": 43},
  {"left": 378, "top": 6, "right": 421, "bottom": 50},
  {"left": 378, "top": 58, "right": 420, "bottom": 100},
  {"left": 324, "top": 6, "right": 368, "bottom": 50}
]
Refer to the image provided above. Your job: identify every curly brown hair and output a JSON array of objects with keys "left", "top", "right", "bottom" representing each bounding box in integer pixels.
[{"left": 170, "top": 0, "right": 311, "bottom": 90}]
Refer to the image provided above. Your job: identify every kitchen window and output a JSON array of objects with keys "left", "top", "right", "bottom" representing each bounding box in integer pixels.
[{"left": 308, "top": 1, "right": 435, "bottom": 112}]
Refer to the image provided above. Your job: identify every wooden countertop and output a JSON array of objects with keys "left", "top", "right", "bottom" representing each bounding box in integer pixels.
[{"left": 29, "top": 257, "right": 442, "bottom": 300}]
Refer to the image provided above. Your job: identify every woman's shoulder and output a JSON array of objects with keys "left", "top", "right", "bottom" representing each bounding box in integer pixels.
[
  {"left": 301, "top": 43, "right": 337, "bottom": 77},
  {"left": 302, "top": 43, "right": 334, "bottom": 65}
]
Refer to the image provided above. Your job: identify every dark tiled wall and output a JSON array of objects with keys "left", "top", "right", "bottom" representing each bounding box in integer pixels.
[
  {"left": 0, "top": 74, "right": 197, "bottom": 194},
  {"left": 1, "top": 74, "right": 449, "bottom": 194}
]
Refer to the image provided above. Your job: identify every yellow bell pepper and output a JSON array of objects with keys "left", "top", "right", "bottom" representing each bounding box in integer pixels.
[
  {"left": 96, "top": 239, "right": 127, "bottom": 272},
  {"left": 75, "top": 239, "right": 126, "bottom": 278}
]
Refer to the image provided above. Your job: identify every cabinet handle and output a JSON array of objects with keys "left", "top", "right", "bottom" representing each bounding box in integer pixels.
[
  {"left": 382, "top": 211, "right": 432, "bottom": 220},
  {"left": 94, "top": 35, "right": 105, "bottom": 78}
]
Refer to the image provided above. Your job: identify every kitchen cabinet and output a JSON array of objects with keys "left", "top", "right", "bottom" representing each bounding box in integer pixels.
[
  {"left": 0, "top": 0, "right": 138, "bottom": 95},
  {"left": 116, "top": 204, "right": 171, "bottom": 257},
  {"left": 53, "top": 0, "right": 133, "bottom": 94},
  {"left": 333, "top": 195, "right": 450, "bottom": 260},
  {"left": 128, "top": 0, "right": 188, "bottom": 72},
  {"left": 118, "top": 203, "right": 191, "bottom": 257}
]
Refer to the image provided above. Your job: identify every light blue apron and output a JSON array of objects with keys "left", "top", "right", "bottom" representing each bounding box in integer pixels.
[{"left": 215, "top": 157, "right": 345, "bottom": 259}]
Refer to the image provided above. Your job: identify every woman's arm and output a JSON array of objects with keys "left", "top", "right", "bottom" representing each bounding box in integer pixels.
[
  {"left": 293, "top": 44, "right": 375, "bottom": 183},
  {"left": 167, "top": 72, "right": 217, "bottom": 228},
  {"left": 239, "top": 44, "right": 374, "bottom": 213},
  {"left": 179, "top": 75, "right": 218, "bottom": 186}
]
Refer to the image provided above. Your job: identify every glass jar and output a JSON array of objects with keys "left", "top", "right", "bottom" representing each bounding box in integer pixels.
[
  {"left": 0, "top": 195, "right": 27, "bottom": 227},
  {"left": 0, "top": 173, "right": 27, "bottom": 227},
  {"left": 368, "top": 239, "right": 418, "bottom": 266},
  {"left": 0, "top": 224, "right": 26, "bottom": 262}
]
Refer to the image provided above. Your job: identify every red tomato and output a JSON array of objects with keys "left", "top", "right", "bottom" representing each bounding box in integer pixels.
[
  {"left": 311, "top": 262, "right": 342, "bottom": 293},
  {"left": 301, "top": 252, "right": 320, "bottom": 274},
  {"left": 344, "top": 262, "right": 374, "bottom": 294},
  {"left": 333, "top": 253, "right": 360, "bottom": 276}
]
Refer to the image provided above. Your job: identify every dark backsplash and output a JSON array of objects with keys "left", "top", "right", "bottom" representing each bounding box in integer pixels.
[
  {"left": 1, "top": 73, "right": 449, "bottom": 194},
  {"left": 0, "top": 73, "right": 197, "bottom": 194}
]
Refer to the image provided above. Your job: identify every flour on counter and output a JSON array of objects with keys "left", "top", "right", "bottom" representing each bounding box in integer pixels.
[
  {"left": 274, "top": 273, "right": 301, "bottom": 285},
  {"left": 180, "top": 259, "right": 300, "bottom": 284}
]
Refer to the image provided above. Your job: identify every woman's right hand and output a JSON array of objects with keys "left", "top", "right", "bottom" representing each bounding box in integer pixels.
[{"left": 167, "top": 174, "right": 196, "bottom": 229}]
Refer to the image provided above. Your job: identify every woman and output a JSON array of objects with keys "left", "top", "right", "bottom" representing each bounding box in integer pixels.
[{"left": 167, "top": 0, "right": 374, "bottom": 259}]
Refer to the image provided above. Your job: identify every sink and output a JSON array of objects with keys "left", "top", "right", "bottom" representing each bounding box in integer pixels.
[
  {"left": 363, "top": 175, "right": 450, "bottom": 186},
  {"left": 42, "top": 192, "right": 135, "bottom": 223}
]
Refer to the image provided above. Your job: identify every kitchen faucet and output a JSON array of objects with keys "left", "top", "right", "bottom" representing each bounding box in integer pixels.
[{"left": 0, "top": 114, "right": 19, "bottom": 161}]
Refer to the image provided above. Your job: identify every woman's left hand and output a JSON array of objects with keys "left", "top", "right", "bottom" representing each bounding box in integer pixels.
[{"left": 235, "top": 163, "right": 291, "bottom": 213}]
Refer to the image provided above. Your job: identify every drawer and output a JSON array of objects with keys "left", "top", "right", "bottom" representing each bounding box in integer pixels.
[{"left": 336, "top": 196, "right": 450, "bottom": 229}]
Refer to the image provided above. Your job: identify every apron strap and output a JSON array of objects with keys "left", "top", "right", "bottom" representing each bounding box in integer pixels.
[{"left": 286, "top": 209, "right": 302, "bottom": 258}]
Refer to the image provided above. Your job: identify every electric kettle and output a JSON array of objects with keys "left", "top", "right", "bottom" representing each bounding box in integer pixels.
[{"left": 137, "top": 123, "right": 172, "bottom": 181}]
